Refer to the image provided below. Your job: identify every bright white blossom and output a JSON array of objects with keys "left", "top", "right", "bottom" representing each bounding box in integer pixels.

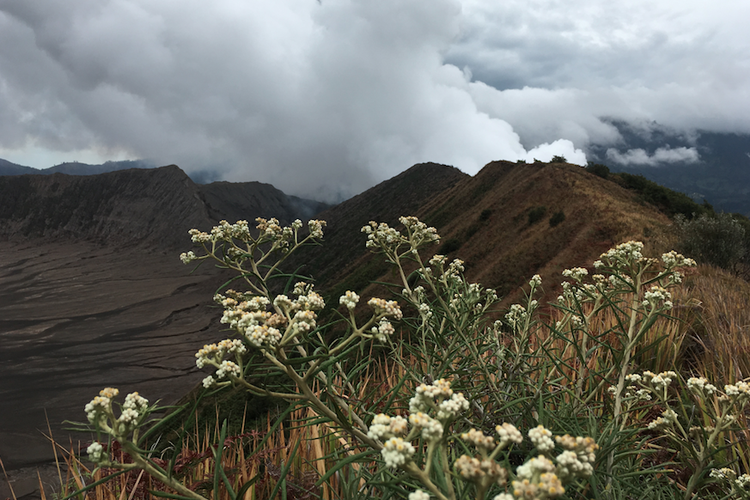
[
  {"left": 408, "top": 491, "right": 430, "bottom": 500},
  {"left": 368, "top": 298, "right": 403, "bottom": 320},
  {"left": 496, "top": 423, "right": 524, "bottom": 448},
  {"left": 381, "top": 437, "right": 415, "bottom": 468},
  {"left": 461, "top": 428, "right": 495, "bottom": 450},
  {"left": 339, "top": 291, "right": 360, "bottom": 310},
  {"left": 87, "top": 442, "right": 104, "bottom": 463},
  {"left": 409, "top": 412, "right": 444, "bottom": 441},
  {"left": 367, "top": 414, "right": 408, "bottom": 440},
  {"left": 528, "top": 425, "right": 555, "bottom": 452}
]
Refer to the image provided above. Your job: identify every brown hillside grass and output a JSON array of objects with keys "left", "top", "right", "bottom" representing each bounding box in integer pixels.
[{"left": 336, "top": 161, "right": 677, "bottom": 307}]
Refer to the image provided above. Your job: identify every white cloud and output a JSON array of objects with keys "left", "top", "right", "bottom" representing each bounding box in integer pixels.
[
  {"left": 0, "top": 0, "right": 748, "bottom": 200},
  {"left": 606, "top": 146, "right": 700, "bottom": 166}
]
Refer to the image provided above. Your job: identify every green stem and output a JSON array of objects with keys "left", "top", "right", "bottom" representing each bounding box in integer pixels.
[{"left": 122, "top": 442, "right": 208, "bottom": 500}]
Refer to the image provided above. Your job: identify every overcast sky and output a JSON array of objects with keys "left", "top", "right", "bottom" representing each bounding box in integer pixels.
[{"left": 1, "top": 0, "right": 748, "bottom": 200}]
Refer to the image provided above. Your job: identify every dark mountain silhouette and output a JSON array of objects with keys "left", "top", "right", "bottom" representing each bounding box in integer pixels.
[
  {"left": 0, "top": 165, "right": 330, "bottom": 249},
  {"left": 0, "top": 158, "right": 157, "bottom": 177},
  {"left": 289, "top": 162, "right": 469, "bottom": 286}
]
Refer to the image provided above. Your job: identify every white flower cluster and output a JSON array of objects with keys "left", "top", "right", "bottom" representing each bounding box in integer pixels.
[
  {"left": 594, "top": 240, "right": 644, "bottom": 270},
  {"left": 195, "top": 339, "right": 246, "bottom": 369},
  {"left": 429, "top": 254, "right": 446, "bottom": 267},
  {"left": 461, "top": 428, "right": 496, "bottom": 450},
  {"left": 642, "top": 370, "right": 678, "bottom": 391},
  {"left": 556, "top": 280, "right": 597, "bottom": 307},
  {"left": 179, "top": 250, "right": 197, "bottom": 264},
  {"left": 496, "top": 423, "right": 524, "bottom": 449},
  {"left": 381, "top": 437, "right": 415, "bottom": 467},
  {"left": 215, "top": 360, "right": 241, "bottom": 380},
  {"left": 409, "top": 379, "right": 469, "bottom": 422},
  {"left": 215, "top": 286, "right": 325, "bottom": 351},
  {"left": 85, "top": 387, "right": 118, "bottom": 425},
  {"left": 554, "top": 435, "right": 597, "bottom": 479},
  {"left": 642, "top": 285, "right": 673, "bottom": 310},
  {"left": 513, "top": 455, "right": 565, "bottom": 498},
  {"left": 367, "top": 414, "right": 408, "bottom": 440},
  {"left": 308, "top": 219, "right": 326, "bottom": 239},
  {"left": 450, "top": 423, "right": 595, "bottom": 498},
  {"left": 339, "top": 290, "right": 360, "bottom": 310},
  {"left": 245, "top": 324, "right": 283, "bottom": 348},
  {"left": 505, "top": 304, "right": 528, "bottom": 331},
  {"left": 362, "top": 221, "right": 402, "bottom": 249},
  {"left": 399, "top": 216, "right": 440, "bottom": 246},
  {"left": 117, "top": 392, "right": 150, "bottom": 433},
  {"left": 408, "top": 490, "right": 430, "bottom": 500},
  {"left": 87, "top": 442, "right": 105, "bottom": 463},
  {"left": 367, "top": 297, "right": 403, "bottom": 320},
  {"left": 372, "top": 380, "right": 469, "bottom": 470},
  {"left": 454, "top": 454, "right": 506, "bottom": 485},
  {"left": 371, "top": 318, "right": 395, "bottom": 342},
  {"left": 409, "top": 412, "right": 444, "bottom": 442},
  {"left": 418, "top": 302, "right": 433, "bottom": 320},
  {"left": 529, "top": 274, "right": 542, "bottom": 288},
  {"left": 648, "top": 408, "right": 679, "bottom": 430},
  {"left": 724, "top": 381, "right": 750, "bottom": 404},
  {"left": 362, "top": 216, "right": 438, "bottom": 254},
  {"left": 710, "top": 467, "right": 750, "bottom": 496},
  {"left": 84, "top": 388, "right": 150, "bottom": 437},
  {"left": 687, "top": 377, "right": 717, "bottom": 396},
  {"left": 562, "top": 267, "right": 588, "bottom": 282},
  {"left": 661, "top": 251, "right": 696, "bottom": 269},
  {"left": 528, "top": 425, "right": 555, "bottom": 452},
  {"left": 185, "top": 218, "right": 323, "bottom": 261}
]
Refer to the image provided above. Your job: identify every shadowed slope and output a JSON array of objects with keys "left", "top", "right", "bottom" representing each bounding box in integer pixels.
[{"left": 288, "top": 162, "right": 469, "bottom": 287}]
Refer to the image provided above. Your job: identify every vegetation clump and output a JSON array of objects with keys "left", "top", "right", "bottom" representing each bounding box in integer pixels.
[
  {"left": 549, "top": 210, "right": 565, "bottom": 227},
  {"left": 676, "top": 212, "right": 747, "bottom": 274},
  {"left": 62, "top": 216, "right": 750, "bottom": 500},
  {"left": 527, "top": 206, "right": 547, "bottom": 225}
]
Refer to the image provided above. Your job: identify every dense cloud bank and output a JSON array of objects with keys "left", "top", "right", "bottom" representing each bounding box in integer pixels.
[{"left": 0, "top": 0, "right": 748, "bottom": 201}]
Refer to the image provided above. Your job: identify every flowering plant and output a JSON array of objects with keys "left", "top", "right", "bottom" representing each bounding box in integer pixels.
[{"left": 70, "top": 215, "right": 746, "bottom": 500}]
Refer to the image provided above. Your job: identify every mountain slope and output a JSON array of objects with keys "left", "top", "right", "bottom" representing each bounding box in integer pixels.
[
  {"left": 289, "top": 162, "right": 469, "bottom": 287},
  {"left": 0, "top": 165, "right": 329, "bottom": 249},
  {"left": 199, "top": 181, "right": 329, "bottom": 225},
  {"left": 0, "top": 165, "right": 210, "bottom": 248},
  {"left": 418, "top": 161, "right": 674, "bottom": 299},
  {"left": 303, "top": 161, "right": 674, "bottom": 304},
  {"left": 0, "top": 158, "right": 37, "bottom": 175}
]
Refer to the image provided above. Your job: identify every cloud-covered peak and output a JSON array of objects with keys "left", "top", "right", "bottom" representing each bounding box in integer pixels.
[{"left": 0, "top": 0, "right": 747, "bottom": 201}]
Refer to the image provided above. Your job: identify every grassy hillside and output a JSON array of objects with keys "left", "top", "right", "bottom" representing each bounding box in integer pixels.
[{"left": 318, "top": 161, "right": 676, "bottom": 305}]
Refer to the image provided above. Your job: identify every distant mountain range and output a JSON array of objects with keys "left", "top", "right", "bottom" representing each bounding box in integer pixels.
[
  {"left": 3, "top": 129, "right": 750, "bottom": 217},
  {"left": 0, "top": 158, "right": 156, "bottom": 176},
  {"left": 587, "top": 127, "right": 750, "bottom": 216},
  {"left": 0, "top": 165, "right": 328, "bottom": 249},
  {"left": 3, "top": 127, "right": 749, "bottom": 215}
]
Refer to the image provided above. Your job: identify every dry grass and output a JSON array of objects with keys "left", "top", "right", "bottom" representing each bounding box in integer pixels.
[{"left": 38, "top": 264, "right": 750, "bottom": 500}]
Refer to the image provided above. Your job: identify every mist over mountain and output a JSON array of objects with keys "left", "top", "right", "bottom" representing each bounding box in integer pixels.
[{"left": 588, "top": 126, "right": 750, "bottom": 216}]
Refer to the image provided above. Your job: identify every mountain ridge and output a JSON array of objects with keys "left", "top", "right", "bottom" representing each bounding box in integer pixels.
[{"left": 0, "top": 165, "right": 329, "bottom": 249}]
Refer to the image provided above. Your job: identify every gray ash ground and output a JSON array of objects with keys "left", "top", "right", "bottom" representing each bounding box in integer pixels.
[{"left": 0, "top": 240, "right": 224, "bottom": 499}]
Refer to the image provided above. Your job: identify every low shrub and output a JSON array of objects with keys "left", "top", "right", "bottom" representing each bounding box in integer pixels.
[
  {"left": 527, "top": 206, "right": 547, "bottom": 225},
  {"left": 66, "top": 217, "right": 748, "bottom": 500},
  {"left": 549, "top": 210, "right": 565, "bottom": 227}
]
